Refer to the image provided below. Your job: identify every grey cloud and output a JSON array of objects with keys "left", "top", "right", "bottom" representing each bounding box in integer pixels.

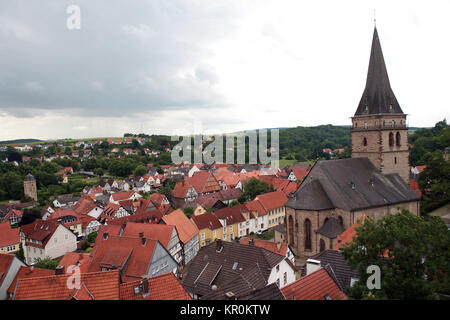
[{"left": 0, "top": 0, "right": 241, "bottom": 118}]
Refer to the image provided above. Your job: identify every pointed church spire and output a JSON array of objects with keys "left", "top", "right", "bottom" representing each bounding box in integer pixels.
[{"left": 354, "top": 27, "right": 404, "bottom": 116}]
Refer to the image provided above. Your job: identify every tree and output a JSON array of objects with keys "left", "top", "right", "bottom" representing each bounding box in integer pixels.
[
  {"left": 93, "top": 168, "right": 104, "bottom": 177},
  {"left": 33, "top": 257, "right": 60, "bottom": 270},
  {"left": 418, "top": 150, "right": 450, "bottom": 215},
  {"left": 342, "top": 210, "right": 450, "bottom": 300},
  {"left": 183, "top": 207, "right": 194, "bottom": 218},
  {"left": 87, "top": 231, "right": 97, "bottom": 244},
  {"left": 229, "top": 199, "right": 240, "bottom": 207},
  {"left": 133, "top": 165, "right": 147, "bottom": 177},
  {"left": 238, "top": 177, "right": 272, "bottom": 203}
]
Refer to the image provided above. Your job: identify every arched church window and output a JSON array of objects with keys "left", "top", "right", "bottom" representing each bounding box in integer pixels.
[
  {"left": 363, "top": 137, "right": 367, "bottom": 146},
  {"left": 304, "top": 219, "right": 311, "bottom": 250},
  {"left": 338, "top": 216, "right": 343, "bottom": 228},
  {"left": 389, "top": 132, "right": 394, "bottom": 147},
  {"left": 396, "top": 132, "right": 401, "bottom": 146},
  {"left": 320, "top": 239, "right": 325, "bottom": 252},
  {"left": 288, "top": 216, "right": 295, "bottom": 246}
]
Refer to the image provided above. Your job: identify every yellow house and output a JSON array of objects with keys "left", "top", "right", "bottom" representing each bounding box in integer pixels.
[
  {"left": 255, "top": 191, "right": 289, "bottom": 228},
  {"left": 0, "top": 223, "right": 21, "bottom": 254},
  {"left": 191, "top": 212, "right": 224, "bottom": 247},
  {"left": 192, "top": 204, "right": 207, "bottom": 216}
]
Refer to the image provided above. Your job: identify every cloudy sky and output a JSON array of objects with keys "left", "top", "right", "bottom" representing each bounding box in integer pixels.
[{"left": 0, "top": 0, "right": 449, "bottom": 140}]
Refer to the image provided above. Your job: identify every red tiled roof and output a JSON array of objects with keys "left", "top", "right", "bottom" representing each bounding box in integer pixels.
[
  {"left": 161, "top": 209, "right": 199, "bottom": 244},
  {"left": 122, "top": 222, "right": 175, "bottom": 248},
  {"left": 13, "top": 270, "right": 120, "bottom": 300},
  {"left": 0, "top": 253, "right": 15, "bottom": 286},
  {"left": 120, "top": 272, "right": 191, "bottom": 300},
  {"left": 172, "top": 180, "right": 195, "bottom": 199},
  {"left": 334, "top": 216, "right": 368, "bottom": 250},
  {"left": 7, "top": 266, "right": 54, "bottom": 295},
  {"left": 244, "top": 200, "right": 267, "bottom": 217},
  {"left": 73, "top": 198, "right": 97, "bottom": 215},
  {"left": 281, "top": 268, "right": 346, "bottom": 300},
  {"left": 20, "top": 219, "right": 60, "bottom": 247},
  {"left": 88, "top": 236, "right": 158, "bottom": 283},
  {"left": 58, "top": 252, "right": 91, "bottom": 274},
  {"left": 3, "top": 209, "right": 23, "bottom": 222},
  {"left": 191, "top": 212, "right": 222, "bottom": 230},
  {"left": 107, "top": 208, "right": 163, "bottom": 225},
  {"left": 0, "top": 222, "right": 20, "bottom": 247},
  {"left": 255, "top": 191, "right": 289, "bottom": 212},
  {"left": 187, "top": 171, "right": 221, "bottom": 194},
  {"left": 240, "top": 237, "right": 288, "bottom": 256},
  {"left": 213, "top": 206, "right": 246, "bottom": 225},
  {"left": 111, "top": 191, "right": 136, "bottom": 202}
]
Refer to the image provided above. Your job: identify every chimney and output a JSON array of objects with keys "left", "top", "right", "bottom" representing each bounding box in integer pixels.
[
  {"left": 249, "top": 238, "right": 254, "bottom": 245},
  {"left": 55, "top": 265, "right": 65, "bottom": 275},
  {"left": 306, "top": 259, "right": 321, "bottom": 275},
  {"left": 141, "top": 276, "right": 150, "bottom": 297},
  {"left": 103, "top": 232, "right": 109, "bottom": 240},
  {"left": 216, "top": 239, "right": 223, "bottom": 252},
  {"left": 141, "top": 237, "right": 147, "bottom": 246}
]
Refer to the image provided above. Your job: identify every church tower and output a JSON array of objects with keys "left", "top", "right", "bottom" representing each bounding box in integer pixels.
[
  {"left": 24, "top": 173, "right": 37, "bottom": 201},
  {"left": 351, "top": 27, "right": 410, "bottom": 183}
]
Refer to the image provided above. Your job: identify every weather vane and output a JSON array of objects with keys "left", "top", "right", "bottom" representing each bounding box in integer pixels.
[{"left": 374, "top": 9, "right": 377, "bottom": 26}]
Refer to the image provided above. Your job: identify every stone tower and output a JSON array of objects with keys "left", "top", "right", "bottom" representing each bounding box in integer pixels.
[
  {"left": 24, "top": 173, "right": 37, "bottom": 201},
  {"left": 351, "top": 27, "right": 410, "bottom": 183}
]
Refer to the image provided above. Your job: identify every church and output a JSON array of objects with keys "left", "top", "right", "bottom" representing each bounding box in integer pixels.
[{"left": 285, "top": 27, "right": 421, "bottom": 258}]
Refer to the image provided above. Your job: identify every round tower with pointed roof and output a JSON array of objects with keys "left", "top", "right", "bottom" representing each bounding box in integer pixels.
[
  {"left": 24, "top": 173, "right": 37, "bottom": 201},
  {"left": 351, "top": 27, "right": 410, "bottom": 183}
]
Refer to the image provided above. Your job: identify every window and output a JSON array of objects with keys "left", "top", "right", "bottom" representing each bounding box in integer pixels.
[
  {"left": 229, "top": 226, "right": 233, "bottom": 231},
  {"left": 284, "top": 272, "right": 287, "bottom": 285},
  {"left": 276, "top": 279, "right": 280, "bottom": 288},
  {"left": 304, "top": 219, "right": 311, "bottom": 250},
  {"left": 65, "top": 234, "right": 68, "bottom": 240},
  {"left": 276, "top": 265, "right": 280, "bottom": 272},
  {"left": 396, "top": 132, "right": 401, "bottom": 146},
  {"left": 201, "top": 233, "right": 205, "bottom": 240},
  {"left": 133, "top": 286, "right": 140, "bottom": 296},
  {"left": 363, "top": 137, "right": 367, "bottom": 146},
  {"left": 213, "top": 231, "right": 216, "bottom": 238},
  {"left": 232, "top": 262, "right": 238, "bottom": 270},
  {"left": 389, "top": 132, "right": 394, "bottom": 147},
  {"left": 54, "top": 237, "right": 57, "bottom": 243},
  {"left": 394, "top": 157, "right": 397, "bottom": 164},
  {"left": 320, "top": 239, "right": 325, "bottom": 252}
]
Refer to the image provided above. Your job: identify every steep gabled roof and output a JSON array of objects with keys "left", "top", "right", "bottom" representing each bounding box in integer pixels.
[
  {"left": 161, "top": 209, "right": 199, "bottom": 244},
  {"left": 183, "top": 241, "right": 287, "bottom": 297},
  {"left": 0, "top": 253, "right": 15, "bottom": 287},
  {"left": 7, "top": 266, "right": 54, "bottom": 296},
  {"left": 287, "top": 158, "right": 420, "bottom": 212},
  {"left": 281, "top": 267, "right": 346, "bottom": 300},
  {"left": 354, "top": 27, "right": 404, "bottom": 117},
  {"left": 121, "top": 222, "right": 176, "bottom": 248},
  {"left": 20, "top": 219, "right": 61, "bottom": 247},
  {"left": 88, "top": 235, "right": 158, "bottom": 283},
  {"left": 0, "top": 222, "right": 20, "bottom": 247},
  {"left": 191, "top": 212, "right": 223, "bottom": 231},
  {"left": 240, "top": 237, "right": 288, "bottom": 256},
  {"left": 309, "top": 249, "right": 359, "bottom": 289},
  {"left": 13, "top": 270, "right": 120, "bottom": 300},
  {"left": 120, "top": 273, "right": 191, "bottom": 300},
  {"left": 255, "top": 191, "right": 288, "bottom": 212}
]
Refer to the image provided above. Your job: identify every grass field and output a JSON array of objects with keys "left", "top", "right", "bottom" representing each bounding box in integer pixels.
[{"left": 279, "top": 159, "right": 315, "bottom": 167}]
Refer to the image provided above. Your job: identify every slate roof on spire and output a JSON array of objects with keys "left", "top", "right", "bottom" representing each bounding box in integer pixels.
[{"left": 354, "top": 27, "right": 404, "bottom": 117}]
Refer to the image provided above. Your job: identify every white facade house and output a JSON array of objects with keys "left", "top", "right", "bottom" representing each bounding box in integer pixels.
[
  {"left": 21, "top": 220, "right": 77, "bottom": 265},
  {"left": 268, "top": 257, "right": 297, "bottom": 289}
]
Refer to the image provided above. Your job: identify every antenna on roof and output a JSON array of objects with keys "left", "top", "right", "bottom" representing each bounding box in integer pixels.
[{"left": 373, "top": 9, "right": 377, "bottom": 26}]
